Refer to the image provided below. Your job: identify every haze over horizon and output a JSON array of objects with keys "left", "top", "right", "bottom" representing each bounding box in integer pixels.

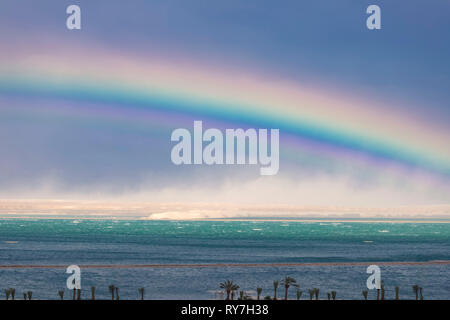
[{"left": 0, "top": 199, "right": 449, "bottom": 220}]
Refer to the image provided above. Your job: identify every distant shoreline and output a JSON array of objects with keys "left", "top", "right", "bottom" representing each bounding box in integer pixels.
[
  {"left": 0, "top": 215, "right": 449, "bottom": 223},
  {"left": 201, "top": 218, "right": 450, "bottom": 224}
]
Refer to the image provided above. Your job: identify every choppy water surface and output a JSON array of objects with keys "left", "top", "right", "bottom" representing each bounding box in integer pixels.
[{"left": 0, "top": 219, "right": 448, "bottom": 299}]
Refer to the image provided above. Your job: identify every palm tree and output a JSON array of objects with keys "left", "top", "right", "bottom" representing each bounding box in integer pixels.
[
  {"left": 239, "top": 291, "right": 244, "bottom": 300},
  {"left": 91, "top": 286, "right": 96, "bottom": 300},
  {"left": 138, "top": 287, "right": 145, "bottom": 300},
  {"left": 273, "top": 281, "right": 279, "bottom": 300},
  {"left": 77, "top": 288, "right": 81, "bottom": 300},
  {"left": 412, "top": 284, "right": 419, "bottom": 300},
  {"left": 256, "top": 288, "right": 262, "bottom": 300},
  {"left": 220, "top": 280, "right": 239, "bottom": 300},
  {"left": 115, "top": 287, "right": 119, "bottom": 300},
  {"left": 395, "top": 286, "right": 399, "bottom": 300},
  {"left": 419, "top": 287, "right": 423, "bottom": 300},
  {"left": 362, "top": 290, "right": 368, "bottom": 300},
  {"left": 109, "top": 284, "right": 115, "bottom": 300},
  {"left": 219, "top": 281, "right": 229, "bottom": 300},
  {"left": 58, "top": 290, "right": 64, "bottom": 300},
  {"left": 380, "top": 281, "right": 385, "bottom": 300},
  {"left": 296, "top": 290, "right": 302, "bottom": 300},
  {"left": 281, "top": 276, "right": 298, "bottom": 300},
  {"left": 23, "top": 293, "right": 27, "bottom": 300},
  {"left": 230, "top": 284, "right": 239, "bottom": 300},
  {"left": 5, "top": 289, "right": 11, "bottom": 300},
  {"left": 72, "top": 287, "right": 76, "bottom": 300},
  {"left": 331, "top": 291, "right": 336, "bottom": 300},
  {"left": 10, "top": 288, "right": 15, "bottom": 300},
  {"left": 308, "top": 289, "right": 314, "bottom": 300},
  {"left": 27, "top": 291, "right": 33, "bottom": 300},
  {"left": 327, "top": 293, "right": 331, "bottom": 300},
  {"left": 314, "top": 288, "right": 319, "bottom": 300}
]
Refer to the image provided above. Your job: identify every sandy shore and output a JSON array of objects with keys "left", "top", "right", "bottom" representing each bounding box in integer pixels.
[{"left": 1, "top": 260, "right": 449, "bottom": 269}]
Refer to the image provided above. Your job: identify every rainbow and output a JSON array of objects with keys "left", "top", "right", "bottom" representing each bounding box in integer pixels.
[{"left": 0, "top": 46, "right": 449, "bottom": 176}]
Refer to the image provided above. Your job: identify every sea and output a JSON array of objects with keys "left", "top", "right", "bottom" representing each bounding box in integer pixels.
[{"left": 0, "top": 218, "right": 449, "bottom": 300}]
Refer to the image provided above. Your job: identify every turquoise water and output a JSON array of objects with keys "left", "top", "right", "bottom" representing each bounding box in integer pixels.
[{"left": 0, "top": 219, "right": 449, "bottom": 299}]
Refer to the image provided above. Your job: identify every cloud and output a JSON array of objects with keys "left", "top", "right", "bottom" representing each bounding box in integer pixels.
[
  {"left": 2, "top": 164, "right": 449, "bottom": 209},
  {"left": 1, "top": 1, "right": 449, "bottom": 212}
]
